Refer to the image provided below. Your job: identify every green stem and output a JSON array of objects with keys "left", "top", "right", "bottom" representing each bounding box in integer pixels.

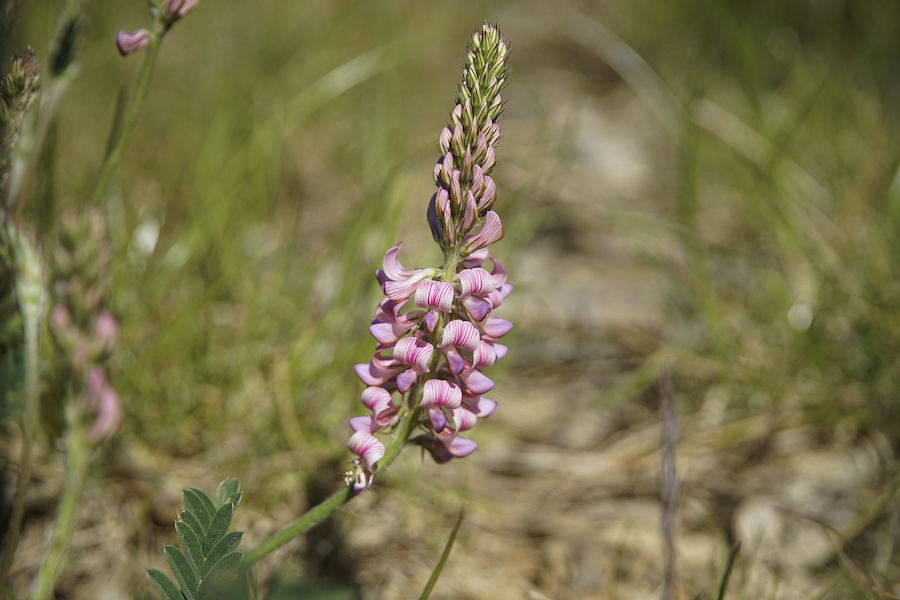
[
  {"left": 28, "top": 401, "right": 89, "bottom": 600},
  {"left": 242, "top": 397, "right": 425, "bottom": 567},
  {"left": 0, "top": 316, "right": 40, "bottom": 592},
  {"left": 91, "top": 23, "right": 164, "bottom": 206}
]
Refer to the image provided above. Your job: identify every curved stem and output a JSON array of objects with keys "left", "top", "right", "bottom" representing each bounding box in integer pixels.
[
  {"left": 91, "top": 24, "right": 164, "bottom": 206},
  {"left": 28, "top": 400, "right": 89, "bottom": 600},
  {"left": 0, "top": 316, "right": 41, "bottom": 590},
  {"left": 242, "top": 398, "right": 424, "bottom": 567}
]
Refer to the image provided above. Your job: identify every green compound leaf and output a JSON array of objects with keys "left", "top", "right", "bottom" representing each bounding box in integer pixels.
[
  {"left": 182, "top": 488, "right": 214, "bottom": 533},
  {"left": 215, "top": 478, "right": 241, "bottom": 508},
  {"left": 204, "top": 502, "right": 234, "bottom": 554},
  {"left": 203, "top": 531, "right": 243, "bottom": 578},
  {"left": 164, "top": 545, "right": 199, "bottom": 600},
  {"left": 175, "top": 519, "right": 204, "bottom": 576},
  {"left": 147, "top": 568, "right": 184, "bottom": 600}
]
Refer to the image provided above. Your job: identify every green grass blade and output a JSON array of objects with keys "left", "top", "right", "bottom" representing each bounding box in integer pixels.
[
  {"left": 418, "top": 508, "right": 465, "bottom": 600},
  {"left": 715, "top": 543, "right": 741, "bottom": 600}
]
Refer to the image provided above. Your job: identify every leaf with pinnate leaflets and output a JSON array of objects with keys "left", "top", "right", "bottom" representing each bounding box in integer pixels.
[
  {"left": 147, "top": 569, "right": 183, "bottom": 600},
  {"left": 148, "top": 479, "right": 244, "bottom": 600}
]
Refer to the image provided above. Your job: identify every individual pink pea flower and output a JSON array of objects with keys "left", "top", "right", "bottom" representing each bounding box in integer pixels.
[
  {"left": 346, "top": 423, "right": 386, "bottom": 494},
  {"left": 414, "top": 280, "right": 455, "bottom": 313},
  {"left": 116, "top": 29, "right": 151, "bottom": 57},
  {"left": 360, "top": 386, "right": 400, "bottom": 428},
  {"left": 420, "top": 379, "right": 462, "bottom": 432}
]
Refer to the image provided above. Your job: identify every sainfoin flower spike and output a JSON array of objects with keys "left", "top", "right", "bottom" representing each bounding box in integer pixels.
[{"left": 348, "top": 22, "right": 510, "bottom": 493}]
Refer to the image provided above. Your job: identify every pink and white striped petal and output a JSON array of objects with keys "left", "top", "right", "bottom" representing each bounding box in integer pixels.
[
  {"left": 393, "top": 337, "right": 434, "bottom": 372},
  {"left": 347, "top": 429, "right": 385, "bottom": 472},
  {"left": 458, "top": 268, "right": 495, "bottom": 297},
  {"left": 462, "top": 211, "right": 504, "bottom": 254},
  {"left": 439, "top": 319, "right": 480, "bottom": 351},
  {"left": 360, "top": 386, "right": 399, "bottom": 426},
  {"left": 421, "top": 379, "right": 463, "bottom": 410},
  {"left": 414, "top": 280, "right": 454, "bottom": 312}
]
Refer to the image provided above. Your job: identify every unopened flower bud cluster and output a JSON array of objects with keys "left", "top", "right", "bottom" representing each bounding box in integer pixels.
[{"left": 347, "top": 24, "right": 511, "bottom": 493}]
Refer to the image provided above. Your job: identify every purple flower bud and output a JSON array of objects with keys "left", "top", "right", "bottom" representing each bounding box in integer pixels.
[
  {"left": 478, "top": 176, "right": 496, "bottom": 212},
  {"left": 461, "top": 147, "right": 473, "bottom": 181},
  {"left": 440, "top": 154, "right": 454, "bottom": 187},
  {"left": 116, "top": 29, "right": 151, "bottom": 57},
  {"left": 451, "top": 122, "right": 465, "bottom": 157},
  {"left": 450, "top": 171, "right": 462, "bottom": 209},
  {"left": 439, "top": 126, "right": 452, "bottom": 155},
  {"left": 460, "top": 191, "right": 477, "bottom": 233}
]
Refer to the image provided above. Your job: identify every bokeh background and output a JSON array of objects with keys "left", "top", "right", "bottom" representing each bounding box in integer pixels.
[{"left": 5, "top": 0, "right": 900, "bottom": 598}]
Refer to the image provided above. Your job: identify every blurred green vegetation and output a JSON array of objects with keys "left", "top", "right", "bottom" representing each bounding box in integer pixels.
[{"left": 5, "top": 0, "right": 900, "bottom": 597}]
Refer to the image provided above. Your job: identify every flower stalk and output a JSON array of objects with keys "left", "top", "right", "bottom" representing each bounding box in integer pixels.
[
  {"left": 28, "top": 400, "right": 89, "bottom": 600},
  {"left": 242, "top": 21, "right": 511, "bottom": 567}
]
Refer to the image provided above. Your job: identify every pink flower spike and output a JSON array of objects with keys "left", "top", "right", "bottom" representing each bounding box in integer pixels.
[
  {"left": 116, "top": 29, "right": 151, "bottom": 57},
  {"left": 414, "top": 280, "right": 454, "bottom": 312}
]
